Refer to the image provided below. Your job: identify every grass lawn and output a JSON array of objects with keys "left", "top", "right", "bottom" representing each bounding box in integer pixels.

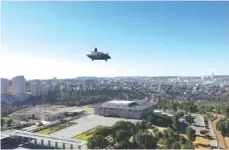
[
  {"left": 36, "top": 122, "right": 75, "bottom": 135},
  {"left": 2, "top": 117, "right": 10, "bottom": 121},
  {"left": 72, "top": 125, "right": 102, "bottom": 141}
]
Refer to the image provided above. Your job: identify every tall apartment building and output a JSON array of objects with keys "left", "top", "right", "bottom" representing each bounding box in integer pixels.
[
  {"left": 31, "top": 82, "right": 40, "bottom": 97},
  {"left": 1, "top": 78, "right": 9, "bottom": 95},
  {"left": 40, "top": 82, "right": 49, "bottom": 96},
  {"left": 12, "top": 76, "right": 26, "bottom": 95}
]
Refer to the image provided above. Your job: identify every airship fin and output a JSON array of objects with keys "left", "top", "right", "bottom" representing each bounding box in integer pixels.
[{"left": 94, "top": 48, "right": 97, "bottom": 52}]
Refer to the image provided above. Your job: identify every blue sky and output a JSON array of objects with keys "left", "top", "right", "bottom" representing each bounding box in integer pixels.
[{"left": 1, "top": 2, "right": 229, "bottom": 79}]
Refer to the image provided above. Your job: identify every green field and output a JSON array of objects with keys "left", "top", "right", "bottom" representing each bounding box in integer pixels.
[
  {"left": 72, "top": 125, "right": 102, "bottom": 141},
  {"left": 36, "top": 122, "right": 75, "bottom": 135}
]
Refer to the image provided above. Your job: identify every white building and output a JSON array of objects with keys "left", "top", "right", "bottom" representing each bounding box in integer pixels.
[
  {"left": 1, "top": 78, "right": 9, "bottom": 95},
  {"left": 31, "top": 82, "right": 40, "bottom": 97},
  {"left": 12, "top": 76, "right": 26, "bottom": 96},
  {"left": 95, "top": 100, "right": 156, "bottom": 119}
]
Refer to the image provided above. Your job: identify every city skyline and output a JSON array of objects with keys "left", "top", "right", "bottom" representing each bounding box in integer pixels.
[{"left": 1, "top": 2, "right": 229, "bottom": 79}]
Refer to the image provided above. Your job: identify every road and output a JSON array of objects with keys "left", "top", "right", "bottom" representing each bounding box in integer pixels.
[{"left": 208, "top": 120, "right": 218, "bottom": 149}]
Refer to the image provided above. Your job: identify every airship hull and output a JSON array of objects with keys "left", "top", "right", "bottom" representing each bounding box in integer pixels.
[{"left": 86, "top": 51, "right": 111, "bottom": 61}]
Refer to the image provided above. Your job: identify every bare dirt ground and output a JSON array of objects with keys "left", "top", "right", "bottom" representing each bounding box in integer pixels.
[
  {"left": 193, "top": 136, "right": 210, "bottom": 150},
  {"left": 225, "top": 137, "right": 229, "bottom": 148}
]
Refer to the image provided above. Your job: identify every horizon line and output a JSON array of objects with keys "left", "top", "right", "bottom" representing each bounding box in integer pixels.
[{"left": 2, "top": 74, "right": 229, "bottom": 81}]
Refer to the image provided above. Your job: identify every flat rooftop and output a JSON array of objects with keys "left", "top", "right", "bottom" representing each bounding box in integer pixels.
[
  {"left": 99, "top": 100, "right": 156, "bottom": 110},
  {"left": 106, "top": 100, "right": 136, "bottom": 104},
  {"left": 103, "top": 100, "right": 136, "bottom": 107}
]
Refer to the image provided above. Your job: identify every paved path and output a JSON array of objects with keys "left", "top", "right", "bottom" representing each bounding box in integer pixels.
[{"left": 208, "top": 120, "right": 218, "bottom": 149}]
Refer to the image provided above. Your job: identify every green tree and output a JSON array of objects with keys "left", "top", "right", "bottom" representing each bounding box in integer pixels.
[
  {"left": 6, "top": 119, "right": 13, "bottom": 127},
  {"left": 154, "top": 130, "right": 163, "bottom": 141},
  {"left": 215, "top": 105, "right": 221, "bottom": 114},
  {"left": 171, "top": 101, "right": 178, "bottom": 112},
  {"left": 177, "top": 111, "right": 185, "bottom": 118},
  {"left": 162, "top": 105, "right": 167, "bottom": 112},
  {"left": 112, "top": 121, "right": 135, "bottom": 134},
  {"left": 163, "top": 128, "right": 180, "bottom": 148},
  {"left": 185, "top": 114, "right": 195, "bottom": 125},
  {"left": 172, "top": 114, "right": 180, "bottom": 132},
  {"left": 118, "top": 140, "right": 133, "bottom": 149},
  {"left": 181, "top": 143, "right": 195, "bottom": 149},
  {"left": 93, "top": 126, "right": 111, "bottom": 137},
  {"left": 200, "top": 105, "right": 206, "bottom": 110},
  {"left": 186, "top": 127, "right": 196, "bottom": 142},
  {"left": 87, "top": 134, "right": 109, "bottom": 149},
  {"left": 115, "top": 129, "right": 131, "bottom": 143},
  {"left": 1, "top": 118, "right": 5, "bottom": 126},
  {"left": 134, "top": 132, "right": 157, "bottom": 149},
  {"left": 171, "top": 142, "right": 181, "bottom": 149},
  {"left": 147, "top": 115, "right": 155, "bottom": 123},
  {"left": 179, "top": 135, "right": 187, "bottom": 144},
  {"left": 216, "top": 118, "right": 229, "bottom": 136},
  {"left": 152, "top": 128, "right": 159, "bottom": 134}
]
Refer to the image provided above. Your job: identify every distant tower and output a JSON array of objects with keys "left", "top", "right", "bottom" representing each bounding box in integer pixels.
[
  {"left": 1, "top": 78, "right": 9, "bottom": 95},
  {"left": 211, "top": 72, "right": 214, "bottom": 80},
  {"left": 201, "top": 76, "right": 204, "bottom": 81},
  {"left": 12, "top": 76, "right": 26, "bottom": 96}
]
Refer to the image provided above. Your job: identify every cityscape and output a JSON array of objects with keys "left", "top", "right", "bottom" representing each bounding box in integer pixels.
[
  {"left": 1, "top": 1, "right": 229, "bottom": 150},
  {"left": 1, "top": 75, "right": 229, "bottom": 149}
]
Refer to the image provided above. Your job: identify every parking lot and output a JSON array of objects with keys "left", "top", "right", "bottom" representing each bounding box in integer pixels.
[
  {"left": 50, "top": 114, "right": 140, "bottom": 139},
  {"left": 191, "top": 114, "right": 205, "bottom": 135}
]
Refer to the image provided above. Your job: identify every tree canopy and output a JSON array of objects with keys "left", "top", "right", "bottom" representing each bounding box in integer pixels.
[
  {"left": 134, "top": 131, "right": 157, "bottom": 149},
  {"left": 186, "top": 127, "right": 196, "bottom": 142},
  {"left": 87, "top": 134, "right": 109, "bottom": 149}
]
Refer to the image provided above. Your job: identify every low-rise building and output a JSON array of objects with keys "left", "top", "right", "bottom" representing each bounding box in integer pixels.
[
  {"left": 9, "top": 105, "right": 85, "bottom": 123},
  {"left": 94, "top": 100, "right": 156, "bottom": 119}
]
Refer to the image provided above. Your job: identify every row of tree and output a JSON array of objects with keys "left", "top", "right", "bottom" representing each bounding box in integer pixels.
[
  {"left": 157, "top": 101, "right": 198, "bottom": 113},
  {"left": 216, "top": 117, "right": 229, "bottom": 137},
  {"left": 199, "top": 104, "right": 229, "bottom": 117},
  {"left": 1, "top": 118, "right": 13, "bottom": 127}
]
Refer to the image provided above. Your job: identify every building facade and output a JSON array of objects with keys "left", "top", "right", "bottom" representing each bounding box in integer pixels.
[
  {"left": 95, "top": 100, "right": 156, "bottom": 119},
  {"left": 12, "top": 76, "right": 26, "bottom": 96},
  {"left": 10, "top": 105, "right": 84, "bottom": 122},
  {"left": 1, "top": 78, "right": 9, "bottom": 95},
  {"left": 31, "top": 82, "right": 41, "bottom": 97},
  {"left": 40, "top": 83, "right": 49, "bottom": 96}
]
